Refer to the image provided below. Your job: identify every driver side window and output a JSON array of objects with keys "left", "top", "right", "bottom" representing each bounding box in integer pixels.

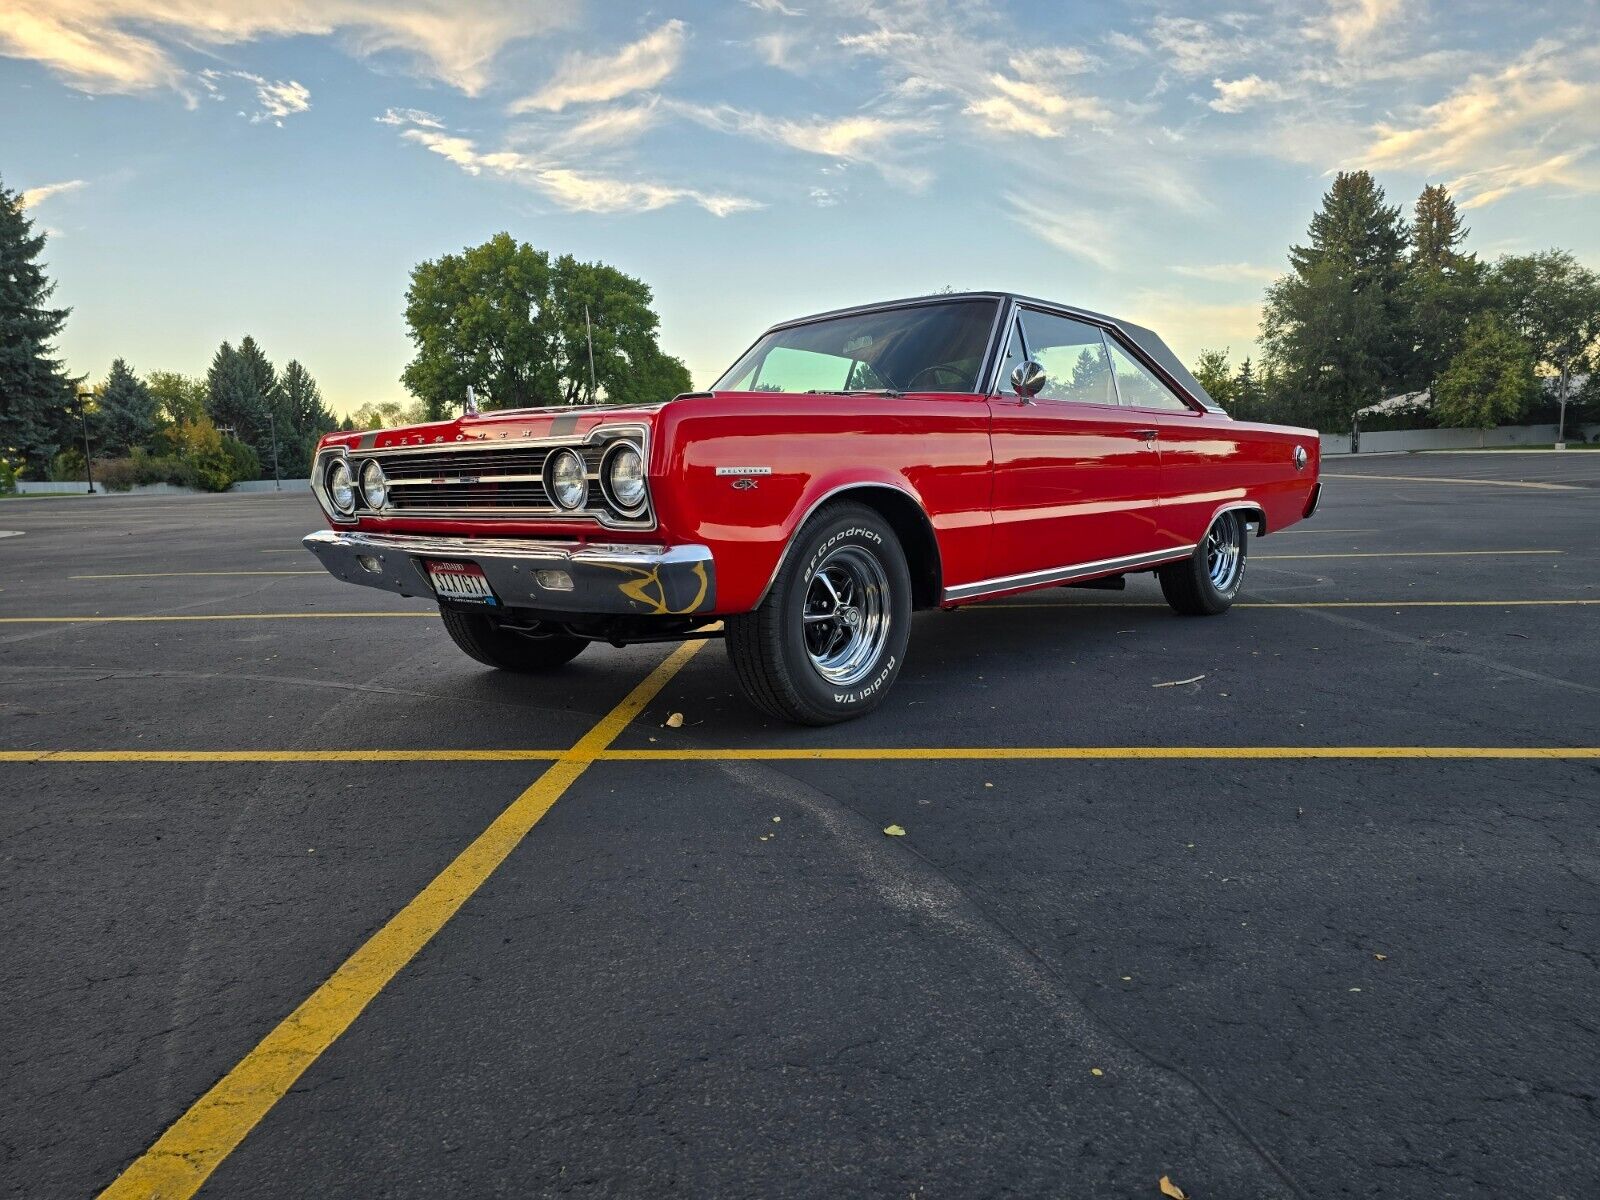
[{"left": 1018, "top": 311, "right": 1119, "bottom": 406}]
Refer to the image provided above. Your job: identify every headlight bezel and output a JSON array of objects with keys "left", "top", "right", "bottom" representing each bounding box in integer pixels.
[
  {"left": 359, "top": 458, "right": 387, "bottom": 510},
  {"left": 546, "top": 447, "right": 589, "bottom": 511},
  {"left": 326, "top": 457, "right": 356, "bottom": 515},
  {"left": 601, "top": 440, "right": 647, "bottom": 516}
]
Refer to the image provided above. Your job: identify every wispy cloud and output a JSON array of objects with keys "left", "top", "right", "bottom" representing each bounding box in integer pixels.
[
  {"left": 18, "top": 178, "right": 87, "bottom": 208},
  {"left": 1208, "top": 75, "right": 1286, "bottom": 114},
  {"left": 675, "top": 102, "right": 934, "bottom": 182},
  {"left": 509, "top": 20, "right": 685, "bottom": 113},
  {"left": 1004, "top": 193, "right": 1118, "bottom": 271},
  {"left": 0, "top": 1, "right": 570, "bottom": 97},
  {"left": 376, "top": 107, "right": 444, "bottom": 129},
  {"left": 1356, "top": 40, "right": 1600, "bottom": 207},
  {"left": 1174, "top": 262, "right": 1280, "bottom": 284},
  {"left": 392, "top": 119, "right": 758, "bottom": 217},
  {"left": 1308, "top": 0, "right": 1407, "bottom": 55}
]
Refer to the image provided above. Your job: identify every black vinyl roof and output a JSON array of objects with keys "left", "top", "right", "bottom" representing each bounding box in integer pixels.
[{"left": 773, "top": 291, "right": 1222, "bottom": 412}]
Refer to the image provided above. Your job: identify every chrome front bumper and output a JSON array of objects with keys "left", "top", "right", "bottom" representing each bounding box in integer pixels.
[{"left": 302, "top": 529, "right": 715, "bottom": 616}]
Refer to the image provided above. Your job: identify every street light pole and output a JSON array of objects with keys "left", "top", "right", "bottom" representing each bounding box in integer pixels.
[{"left": 76, "top": 382, "right": 95, "bottom": 494}]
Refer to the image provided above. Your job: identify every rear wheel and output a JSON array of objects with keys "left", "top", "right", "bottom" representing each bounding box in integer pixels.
[
  {"left": 1158, "top": 510, "right": 1249, "bottom": 615},
  {"left": 727, "top": 502, "right": 912, "bottom": 725},
  {"left": 439, "top": 606, "right": 587, "bottom": 671}
]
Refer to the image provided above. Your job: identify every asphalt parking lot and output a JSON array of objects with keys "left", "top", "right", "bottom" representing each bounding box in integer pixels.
[{"left": 3, "top": 451, "right": 1598, "bottom": 1200}]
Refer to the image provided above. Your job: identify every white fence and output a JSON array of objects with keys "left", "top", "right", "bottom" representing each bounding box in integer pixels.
[
  {"left": 1324, "top": 423, "right": 1599, "bottom": 455},
  {"left": 15, "top": 478, "right": 312, "bottom": 496}
]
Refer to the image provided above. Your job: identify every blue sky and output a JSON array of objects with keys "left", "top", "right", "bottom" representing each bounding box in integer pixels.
[{"left": 5, "top": 0, "right": 1598, "bottom": 415}]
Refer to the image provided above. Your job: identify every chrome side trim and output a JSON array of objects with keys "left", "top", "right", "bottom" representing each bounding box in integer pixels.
[
  {"left": 943, "top": 545, "right": 1196, "bottom": 604},
  {"left": 753, "top": 481, "right": 928, "bottom": 607}
]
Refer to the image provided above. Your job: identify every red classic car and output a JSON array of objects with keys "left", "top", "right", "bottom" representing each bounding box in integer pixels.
[{"left": 305, "top": 293, "right": 1320, "bottom": 723}]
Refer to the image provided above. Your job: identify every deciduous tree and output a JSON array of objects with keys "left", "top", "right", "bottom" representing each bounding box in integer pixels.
[
  {"left": 1433, "top": 315, "right": 1537, "bottom": 432},
  {"left": 1491, "top": 251, "right": 1600, "bottom": 443},
  {"left": 401, "top": 233, "right": 691, "bottom": 418}
]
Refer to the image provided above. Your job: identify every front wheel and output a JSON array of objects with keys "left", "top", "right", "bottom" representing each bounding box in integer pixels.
[
  {"left": 726, "top": 502, "right": 912, "bottom": 725},
  {"left": 1158, "top": 510, "right": 1249, "bottom": 615},
  {"left": 439, "top": 607, "right": 588, "bottom": 671}
]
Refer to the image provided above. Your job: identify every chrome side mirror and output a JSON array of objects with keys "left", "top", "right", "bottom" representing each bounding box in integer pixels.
[{"left": 1011, "top": 359, "right": 1047, "bottom": 401}]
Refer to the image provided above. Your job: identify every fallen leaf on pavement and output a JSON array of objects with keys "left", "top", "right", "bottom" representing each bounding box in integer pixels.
[
  {"left": 1152, "top": 675, "right": 1206, "bottom": 688},
  {"left": 1159, "top": 1175, "right": 1188, "bottom": 1199},
  {"left": 665, "top": 712, "right": 684, "bottom": 728},
  {"left": 1374, "top": 953, "right": 1387, "bottom": 961},
  {"left": 883, "top": 824, "right": 906, "bottom": 837},
  {"left": 1090, "top": 1067, "right": 1103, "bottom": 1076}
]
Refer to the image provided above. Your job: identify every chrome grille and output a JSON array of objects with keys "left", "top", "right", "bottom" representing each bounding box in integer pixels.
[{"left": 329, "top": 433, "right": 647, "bottom": 526}]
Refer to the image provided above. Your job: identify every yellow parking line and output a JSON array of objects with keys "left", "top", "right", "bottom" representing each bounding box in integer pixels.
[
  {"left": 7, "top": 745, "right": 1595, "bottom": 766},
  {"left": 0, "top": 612, "right": 429, "bottom": 624},
  {"left": 0, "top": 749, "right": 563, "bottom": 763},
  {"left": 70, "top": 570, "right": 322, "bottom": 579},
  {"left": 1323, "top": 473, "right": 1580, "bottom": 491},
  {"left": 1255, "top": 550, "right": 1561, "bottom": 561},
  {"left": 97, "top": 635, "right": 710, "bottom": 1200},
  {"left": 601, "top": 746, "right": 1600, "bottom": 761}
]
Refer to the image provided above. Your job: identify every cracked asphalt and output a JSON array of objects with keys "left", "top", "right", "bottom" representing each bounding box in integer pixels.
[{"left": 3, "top": 449, "right": 1598, "bottom": 1198}]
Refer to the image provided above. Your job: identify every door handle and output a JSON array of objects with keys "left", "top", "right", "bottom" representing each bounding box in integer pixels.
[{"left": 1132, "top": 428, "right": 1158, "bottom": 441}]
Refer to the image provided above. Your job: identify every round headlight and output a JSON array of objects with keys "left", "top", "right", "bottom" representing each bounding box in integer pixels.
[
  {"left": 547, "top": 448, "right": 588, "bottom": 510},
  {"left": 359, "top": 459, "right": 387, "bottom": 509},
  {"left": 326, "top": 458, "right": 356, "bottom": 514},
  {"left": 604, "top": 442, "right": 646, "bottom": 513}
]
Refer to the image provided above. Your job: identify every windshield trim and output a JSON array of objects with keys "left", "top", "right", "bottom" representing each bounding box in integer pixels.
[{"left": 713, "top": 294, "right": 1008, "bottom": 396}]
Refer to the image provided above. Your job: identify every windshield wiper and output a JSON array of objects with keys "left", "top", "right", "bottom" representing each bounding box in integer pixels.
[{"left": 805, "top": 388, "right": 905, "bottom": 398}]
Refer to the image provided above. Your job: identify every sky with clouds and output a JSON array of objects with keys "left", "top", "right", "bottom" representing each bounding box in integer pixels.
[{"left": 4, "top": 0, "right": 1598, "bottom": 413}]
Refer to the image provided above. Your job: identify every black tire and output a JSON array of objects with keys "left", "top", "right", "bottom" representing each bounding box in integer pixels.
[
  {"left": 439, "top": 606, "right": 588, "bottom": 671},
  {"left": 1158, "top": 510, "right": 1249, "bottom": 616},
  {"left": 726, "top": 502, "right": 913, "bottom": 725}
]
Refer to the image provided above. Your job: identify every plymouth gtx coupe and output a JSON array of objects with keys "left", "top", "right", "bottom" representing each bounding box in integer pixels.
[{"left": 305, "top": 292, "right": 1320, "bottom": 724}]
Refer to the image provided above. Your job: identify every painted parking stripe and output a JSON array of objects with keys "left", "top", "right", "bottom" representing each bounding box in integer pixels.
[
  {"left": 5, "top": 746, "right": 1596, "bottom": 766},
  {"left": 95, "top": 635, "right": 710, "bottom": 1200},
  {"left": 0, "top": 612, "right": 432, "bottom": 624},
  {"left": 70, "top": 570, "right": 323, "bottom": 579},
  {"left": 1322, "top": 473, "right": 1581, "bottom": 491}
]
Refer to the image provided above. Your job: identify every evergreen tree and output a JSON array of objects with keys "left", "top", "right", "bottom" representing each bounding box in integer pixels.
[
  {"left": 1403, "top": 184, "right": 1487, "bottom": 392},
  {"left": 94, "top": 358, "right": 159, "bottom": 455},
  {"left": 1233, "top": 357, "right": 1259, "bottom": 420},
  {"left": 0, "top": 174, "right": 74, "bottom": 472},
  {"left": 278, "top": 360, "right": 335, "bottom": 477},
  {"left": 206, "top": 340, "right": 270, "bottom": 476},
  {"left": 1262, "top": 171, "right": 1411, "bottom": 429}
]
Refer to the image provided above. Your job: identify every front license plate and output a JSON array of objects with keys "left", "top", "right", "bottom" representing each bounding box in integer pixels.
[{"left": 425, "top": 559, "right": 498, "bottom": 605}]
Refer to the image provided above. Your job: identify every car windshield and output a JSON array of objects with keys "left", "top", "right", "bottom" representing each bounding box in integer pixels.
[{"left": 713, "top": 299, "right": 999, "bottom": 395}]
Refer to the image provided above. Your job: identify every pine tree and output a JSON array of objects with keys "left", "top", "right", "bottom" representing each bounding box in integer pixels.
[
  {"left": 1263, "top": 171, "right": 1412, "bottom": 429},
  {"left": 94, "top": 358, "right": 159, "bottom": 456},
  {"left": 0, "top": 174, "right": 74, "bottom": 472},
  {"left": 1404, "top": 184, "right": 1486, "bottom": 392},
  {"left": 278, "top": 360, "right": 334, "bottom": 477},
  {"left": 206, "top": 340, "right": 270, "bottom": 475},
  {"left": 1234, "top": 357, "right": 1258, "bottom": 420}
]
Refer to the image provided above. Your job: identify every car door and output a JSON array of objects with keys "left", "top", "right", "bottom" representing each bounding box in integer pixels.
[
  {"left": 982, "top": 308, "right": 1165, "bottom": 590},
  {"left": 1103, "top": 334, "right": 1230, "bottom": 551}
]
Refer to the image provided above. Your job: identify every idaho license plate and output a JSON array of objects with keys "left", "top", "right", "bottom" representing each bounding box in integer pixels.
[{"left": 425, "top": 560, "right": 498, "bottom": 605}]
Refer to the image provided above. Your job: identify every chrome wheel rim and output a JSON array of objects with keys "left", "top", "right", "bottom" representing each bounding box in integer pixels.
[
  {"left": 1206, "top": 512, "right": 1244, "bottom": 591},
  {"left": 803, "top": 545, "right": 891, "bottom": 686}
]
